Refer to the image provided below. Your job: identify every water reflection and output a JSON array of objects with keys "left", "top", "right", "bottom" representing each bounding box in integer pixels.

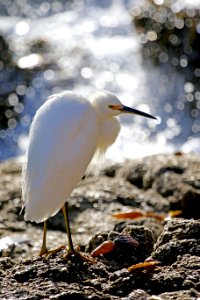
[{"left": 0, "top": 0, "right": 199, "bottom": 161}]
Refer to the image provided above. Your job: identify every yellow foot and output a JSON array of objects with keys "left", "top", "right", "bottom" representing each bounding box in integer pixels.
[
  {"left": 39, "top": 244, "right": 66, "bottom": 257},
  {"left": 63, "top": 247, "right": 96, "bottom": 264}
]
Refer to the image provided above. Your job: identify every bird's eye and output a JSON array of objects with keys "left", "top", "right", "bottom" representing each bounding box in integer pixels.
[{"left": 108, "top": 104, "right": 122, "bottom": 111}]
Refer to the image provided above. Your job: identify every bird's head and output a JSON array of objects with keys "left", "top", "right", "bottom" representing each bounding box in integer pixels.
[{"left": 90, "top": 91, "right": 157, "bottom": 120}]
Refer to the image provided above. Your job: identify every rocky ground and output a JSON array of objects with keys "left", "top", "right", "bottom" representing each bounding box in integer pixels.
[{"left": 0, "top": 153, "right": 200, "bottom": 299}]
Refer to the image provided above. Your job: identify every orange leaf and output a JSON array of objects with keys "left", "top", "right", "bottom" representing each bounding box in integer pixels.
[
  {"left": 91, "top": 240, "right": 116, "bottom": 257},
  {"left": 128, "top": 260, "right": 160, "bottom": 272},
  {"left": 112, "top": 211, "right": 144, "bottom": 219},
  {"left": 145, "top": 212, "right": 165, "bottom": 221},
  {"left": 168, "top": 210, "right": 182, "bottom": 217}
]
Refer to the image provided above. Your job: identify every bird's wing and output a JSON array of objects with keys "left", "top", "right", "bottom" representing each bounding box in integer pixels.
[{"left": 22, "top": 93, "right": 98, "bottom": 223}]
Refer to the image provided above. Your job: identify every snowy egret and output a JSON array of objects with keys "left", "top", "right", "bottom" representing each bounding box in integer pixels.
[{"left": 22, "top": 90, "right": 156, "bottom": 260}]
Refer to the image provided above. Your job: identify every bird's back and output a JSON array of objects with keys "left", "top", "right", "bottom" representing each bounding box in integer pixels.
[{"left": 22, "top": 91, "right": 98, "bottom": 223}]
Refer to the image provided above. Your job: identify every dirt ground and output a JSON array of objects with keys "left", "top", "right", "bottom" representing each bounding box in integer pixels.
[{"left": 0, "top": 153, "right": 200, "bottom": 299}]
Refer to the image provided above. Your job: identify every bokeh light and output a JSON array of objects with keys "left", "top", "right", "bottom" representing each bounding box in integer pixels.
[{"left": 0, "top": 0, "right": 200, "bottom": 160}]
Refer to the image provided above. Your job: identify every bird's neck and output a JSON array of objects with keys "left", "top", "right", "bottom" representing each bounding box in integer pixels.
[{"left": 96, "top": 117, "right": 120, "bottom": 154}]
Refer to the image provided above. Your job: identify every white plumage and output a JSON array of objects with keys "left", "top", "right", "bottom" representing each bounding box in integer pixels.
[
  {"left": 22, "top": 90, "right": 156, "bottom": 256},
  {"left": 22, "top": 91, "right": 98, "bottom": 222}
]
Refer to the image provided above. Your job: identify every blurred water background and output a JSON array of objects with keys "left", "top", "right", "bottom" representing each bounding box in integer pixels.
[{"left": 0, "top": 0, "right": 200, "bottom": 162}]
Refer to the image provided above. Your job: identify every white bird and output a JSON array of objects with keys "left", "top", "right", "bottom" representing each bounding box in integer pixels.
[{"left": 22, "top": 90, "right": 156, "bottom": 260}]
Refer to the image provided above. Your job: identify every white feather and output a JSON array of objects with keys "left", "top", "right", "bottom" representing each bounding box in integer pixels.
[
  {"left": 22, "top": 91, "right": 98, "bottom": 222},
  {"left": 22, "top": 90, "right": 138, "bottom": 224}
]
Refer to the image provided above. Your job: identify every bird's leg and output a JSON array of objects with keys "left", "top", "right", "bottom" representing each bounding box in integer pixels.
[
  {"left": 62, "top": 202, "right": 96, "bottom": 263},
  {"left": 39, "top": 220, "right": 65, "bottom": 257},
  {"left": 62, "top": 202, "right": 75, "bottom": 256},
  {"left": 39, "top": 221, "right": 48, "bottom": 256}
]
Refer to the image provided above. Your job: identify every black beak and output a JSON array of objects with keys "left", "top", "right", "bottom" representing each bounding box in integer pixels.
[{"left": 121, "top": 105, "right": 157, "bottom": 120}]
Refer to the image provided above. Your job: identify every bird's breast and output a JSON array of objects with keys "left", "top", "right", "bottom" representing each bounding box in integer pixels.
[{"left": 96, "top": 117, "right": 120, "bottom": 152}]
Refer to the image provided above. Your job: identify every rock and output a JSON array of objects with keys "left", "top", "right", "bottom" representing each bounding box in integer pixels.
[
  {"left": 126, "top": 163, "right": 148, "bottom": 189},
  {"left": 122, "top": 225, "right": 154, "bottom": 261},
  {"left": 114, "top": 218, "right": 164, "bottom": 242},
  {"left": 149, "top": 254, "right": 200, "bottom": 294},
  {"left": 152, "top": 218, "right": 200, "bottom": 264},
  {"left": 87, "top": 225, "right": 154, "bottom": 269},
  {"left": 122, "top": 289, "right": 150, "bottom": 300},
  {"left": 159, "top": 289, "right": 200, "bottom": 300},
  {"left": 119, "top": 154, "right": 200, "bottom": 218},
  {"left": 0, "top": 154, "right": 200, "bottom": 299},
  {"left": 0, "top": 257, "right": 14, "bottom": 275},
  {"left": 132, "top": 0, "right": 200, "bottom": 86}
]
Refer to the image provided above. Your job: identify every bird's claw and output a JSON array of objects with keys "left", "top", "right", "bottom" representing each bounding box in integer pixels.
[
  {"left": 63, "top": 246, "right": 96, "bottom": 264},
  {"left": 39, "top": 244, "right": 96, "bottom": 263},
  {"left": 39, "top": 244, "right": 66, "bottom": 258}
]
